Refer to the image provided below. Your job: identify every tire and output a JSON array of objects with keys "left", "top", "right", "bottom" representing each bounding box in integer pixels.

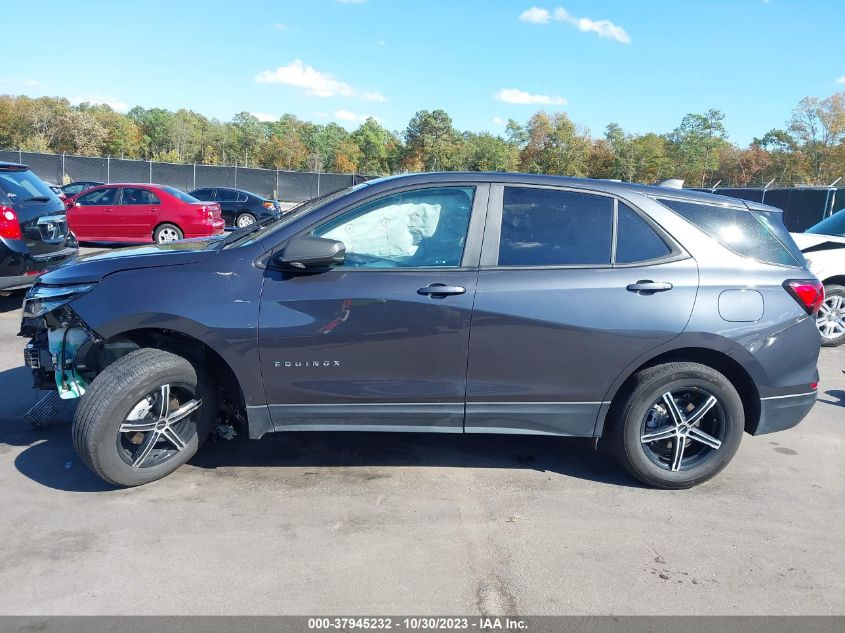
[
  {"left": 72, "top": 348, "right": 217, "bottom": 487},
  {"left": 818, "top": 284, "right": 845, "bottom": 347},
  {"left": 235, "top": 213, "right": 256, "bottom": 229},
  {"left": 154, "top": 223, "right": 183, "bottom": 243},
  {"left": 606, "top": 362, "right": 744, "bottom": 489}
]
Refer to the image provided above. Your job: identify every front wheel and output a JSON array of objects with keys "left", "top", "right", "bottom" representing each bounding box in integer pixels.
[
  {"left": 607, "top": 362, "right": 744, "bottom": 489},
  {"left": 72, "top": 348, "right": 217, "bottom": 487},
  {"left": 817, "top": 284, "right": 845, "bottom": 347}
]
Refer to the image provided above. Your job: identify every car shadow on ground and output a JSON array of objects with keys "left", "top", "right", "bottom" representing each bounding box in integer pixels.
[
  {"left": 0, "top": 291, "right": 25, "bottom": 314},
  {"left": 817, "top": 389, "right": 845, "bottom": 408},
  {"left": 7, "top": 415, "right": 641, "bottom": 494}
]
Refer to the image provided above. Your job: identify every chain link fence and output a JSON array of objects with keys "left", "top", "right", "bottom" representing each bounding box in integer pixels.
[{"left": 0, "top": 149, "right": 375, "bottom": 202}]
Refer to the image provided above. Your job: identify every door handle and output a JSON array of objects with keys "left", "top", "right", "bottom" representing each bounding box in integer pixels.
[
  {"left": 626, "top": 280, "right": 673, "bottom": 294},
  {"left": 417, "top": 283, "right": 466, "bottom": 297}
]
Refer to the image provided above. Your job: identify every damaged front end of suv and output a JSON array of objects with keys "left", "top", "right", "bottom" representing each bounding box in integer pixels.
[{"left": 20, "top": 283, "right": 131, "bottom": 400}]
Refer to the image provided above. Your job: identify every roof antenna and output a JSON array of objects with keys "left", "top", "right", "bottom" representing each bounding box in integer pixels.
[
  {"left": 830, "top": 177, "right": 842, "bottom": 188},
  {"left": 710, "top": 180, "right": 721, "bottom": 193}
]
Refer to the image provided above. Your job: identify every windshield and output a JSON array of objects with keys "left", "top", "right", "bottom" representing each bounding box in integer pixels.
[
  {"left": 806, "top": 210, "right": 845, "bottom": 237},
  {"left": 163, "top": 186, "right": 200, "bottom": 203},
  {"left": 221, "top": 186, "right": 357, "bottom": 249}
]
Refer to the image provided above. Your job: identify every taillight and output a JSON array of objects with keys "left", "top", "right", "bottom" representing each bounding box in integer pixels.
[
  {"left": 783, "top": 279, "right": 824, "bottom": 316},
  {"left": 262, "top": 201, "right": 274, "bottom": 209},
  {"left": 0, "top": 205, "right": 22, "bottom": 240}
]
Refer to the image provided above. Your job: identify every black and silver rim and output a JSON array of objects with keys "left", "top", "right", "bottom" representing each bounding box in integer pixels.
[
  {"left": 236, "top": 214, "right": 256, "bottom": 228},
  {"left": 117, "top": 384, "right": 202, "bottom": 469},
  {"left": 640, "top": 388, "right": 725, "bottom": 472},
  {"left": 817, "top": 295, "right": 845, "bottom": 340},
  {"left": 157, "top": 227, "right": 181, "bottom": 243}
]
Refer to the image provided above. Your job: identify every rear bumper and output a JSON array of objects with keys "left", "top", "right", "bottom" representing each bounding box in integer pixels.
[
  {"left": 753, "top": 391, "right": 817, "bottom": 435},
  {"left": 0, "top": 245, "right": 78, "bottom": 290}
]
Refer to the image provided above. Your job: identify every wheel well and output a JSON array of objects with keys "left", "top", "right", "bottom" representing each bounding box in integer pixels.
[
  {"left": 821, "top": 275, "right": 845, "bottom": 288},
  {"left": 152, "top": 221, "right": 182, "bottom": 237},
  {"left": 602, "top": 347, "right": 761, "bottom": 436},
  {"left": 86, "top": 328, "right": 244, "bottom": 415}
]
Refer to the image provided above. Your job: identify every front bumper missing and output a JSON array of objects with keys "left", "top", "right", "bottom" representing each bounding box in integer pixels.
[{"left": 23, "top": 308, "right": 97, "bottom": 400}]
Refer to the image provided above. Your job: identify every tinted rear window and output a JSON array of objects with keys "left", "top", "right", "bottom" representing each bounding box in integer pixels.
[
  {"left": 0, "top": 169, "right": 59, "bottom": 203},
  {"left": 658, "top": 198, "right": 802, "bottom": 267},
  {"left": 163, "top": 186, "right": 199, "bottom": 203}
]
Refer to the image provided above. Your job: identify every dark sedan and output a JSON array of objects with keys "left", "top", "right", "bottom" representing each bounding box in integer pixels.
[
  {"left": 188, "top": 187, "right": 280, "bottom": 228},
  {"left": 61, "top": 181, "right": 104, "bottom": 198}
]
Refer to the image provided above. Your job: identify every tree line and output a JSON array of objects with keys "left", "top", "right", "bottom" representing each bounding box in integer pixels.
[{"left": 1, "top": 92, "right": 843, "bottom": 187}]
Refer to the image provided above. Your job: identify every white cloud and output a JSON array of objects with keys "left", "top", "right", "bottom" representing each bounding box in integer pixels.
[
  {"left": 336, "top": 0, "right": 366, "bottom": 3},
  {"left": 521, "top": 6, "right": 631, "bottom": 44},
  {"left": 364, "top": 91, "right": 386, "bottom": 102},
  {"left": 492, "top": 117, "right": 507, "bottom": 125},
  {"left": 519, "top": 7, "right": 551, "bottom": 23},
  {"left": 272, "top": 23, "right": 286, "bottom": 30},
  {"left": 251, "top": 112, "right": 278, "bottom": 122},
  {"left": 495, "top": 88, "right": 567, "bottom": 106},
  {"left": 255, "top": 59, "right": 385, "bottom": 102},
  {"left": 22, "top": 79, "right": 39, "bottom": 87},
  {"left": 836, "top": 76, "right": 845, "bottom": 84},
  {"left": 334, "top": 109, "right": 382, "bottom": 124},
  {"left": 70, "top": 95, "right": 129, "bottom": 112},
  {"left": 255, "top": 59, "right": 354, "bottom": 97}
]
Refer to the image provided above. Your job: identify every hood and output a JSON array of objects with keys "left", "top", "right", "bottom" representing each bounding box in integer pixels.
[
  {"left": 38, "top": 237, "right": 223, "bottom": 285},
  {"left": 790, "top": 232, "right": 845, "bottom": 251}
]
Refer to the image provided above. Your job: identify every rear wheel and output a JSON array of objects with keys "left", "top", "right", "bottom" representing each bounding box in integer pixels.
[
  {"left": 72, "top": 348, "right": 217, "bottom": 487},
  {"left": 607, "top": 362, "right": 744, "bottom": 489},
  {"left": 817, "top": 284, "right": 845, "bottom": 347},
  {"left": 235, "top": 213, "right": 256, "bottom": 229},
  {"left": 154, "top": 223, "right": 183, "bottom": 243}
]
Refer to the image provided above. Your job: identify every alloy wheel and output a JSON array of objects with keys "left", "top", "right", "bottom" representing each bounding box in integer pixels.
[
  {"left": 236, "top": 214, "right": 256, "bottom": 228},
  {"left": 157, "top": 228, "right": 181, "bottom": 243},
  {"left": 117, "top": 384, "right": 202, "bottom": 469},
  {"left": 640, "top": 388, "right": 725, "bottom": 472},
  {"left": 816, "top": 295, "right": 845, "bottom": 340}
]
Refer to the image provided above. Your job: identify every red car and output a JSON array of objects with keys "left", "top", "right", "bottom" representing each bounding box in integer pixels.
[{"left": 65, "top": 183, "right": 225, "bottom": 243}]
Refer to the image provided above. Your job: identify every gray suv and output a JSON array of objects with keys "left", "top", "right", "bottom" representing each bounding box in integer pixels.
[{"left": 20, "top": 173, "right": 822, "bottom": 489}]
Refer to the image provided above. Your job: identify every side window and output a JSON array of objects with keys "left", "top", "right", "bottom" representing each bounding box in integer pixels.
[
  {"left": 192, "top": 189, "right": 213, "bottom": 201},
  {"left": 658, "top": 198, "right": 800, "bottom": 267},
  {"left": 63, "top": 184, "right": 83, "bottom": 196},
  {"left": 218, "top": 189, "right": 238, "bottom": 202},
  {"left": 498, "top": 187, "right": 612, "bottom": 266},
  {"left": 615, "top": 203, "right": 671, "bottom": 263},
  {"left": 77, "top": 188, "right": 117, "bottom": 205},
  {"left": 121, "top": 188, "right": 161, "bottom": 205},
  {"left": 313, "top": 187, "right": 475, "bottom": 268},
  {"left": 237, "top": 193, "right": 249, "bottom": 203}
]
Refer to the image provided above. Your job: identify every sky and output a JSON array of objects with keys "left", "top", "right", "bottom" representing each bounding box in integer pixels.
[{"left": 4, "top": 0, "right": 845, "bottom": 145}]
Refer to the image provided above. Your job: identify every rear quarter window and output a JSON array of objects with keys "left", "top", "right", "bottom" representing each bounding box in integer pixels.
[{"left": 657, "top": 198, "right": 802, "bottom": 268}]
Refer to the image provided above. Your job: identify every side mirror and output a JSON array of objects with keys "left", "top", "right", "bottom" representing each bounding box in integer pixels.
[{"left": 273, "top": 236, "right": 345, "bottom": 270}]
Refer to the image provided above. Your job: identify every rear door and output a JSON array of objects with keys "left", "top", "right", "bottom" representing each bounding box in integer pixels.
[
  {"left": 217, "top": 189, "right": 239, "bottom": 225},
  {"left": 114, "top": 187, "right": 161, "bottom": 239},
  {"left": 67, "top": 186, "right": 119, "bottom": 241},
  {"left": 465, "top": 185, "right": 698, "bottom": 436}
]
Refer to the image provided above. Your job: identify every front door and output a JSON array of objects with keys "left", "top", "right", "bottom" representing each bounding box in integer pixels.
[
  {"left": 69, "top": 186, "right": 118, "bottom": 240},
  {"left": 466, "top": 185, "right": 698, "bottom": 436},
  {"left": 258, "top": 184, "right": 488, "bottom": 432}
]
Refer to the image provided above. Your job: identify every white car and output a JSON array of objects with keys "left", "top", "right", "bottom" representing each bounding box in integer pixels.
[{"left": 792, "top": 211, "right": 845, "bottom": 346}]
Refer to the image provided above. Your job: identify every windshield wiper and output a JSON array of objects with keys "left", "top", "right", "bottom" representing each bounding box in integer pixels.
[{"left": 22, "top": 196, "right": 51, "bottom": 203}]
